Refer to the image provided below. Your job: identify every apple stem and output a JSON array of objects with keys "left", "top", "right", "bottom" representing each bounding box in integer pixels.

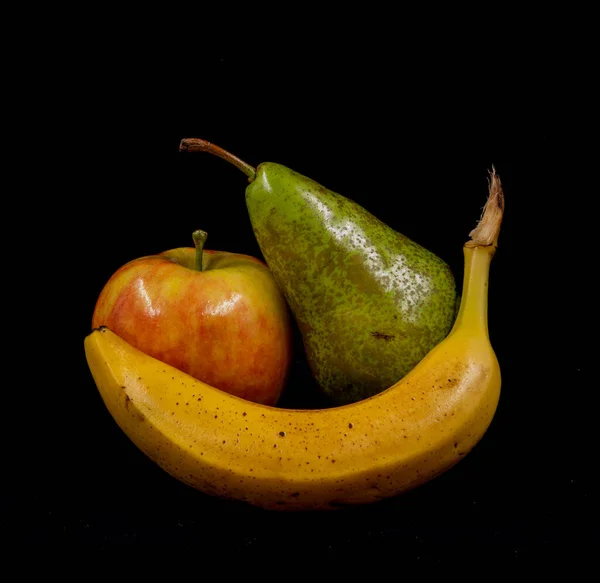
[
  {"left": 179, "top": 138, "right": 256, "bottom": 182},
  {"left": 192, "top": 230, "right": 208, "bottom": 272}
]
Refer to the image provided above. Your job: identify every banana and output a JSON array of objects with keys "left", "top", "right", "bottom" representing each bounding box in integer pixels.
[{"left": 84, "top": 171, "right": 504, "bottom": 511}]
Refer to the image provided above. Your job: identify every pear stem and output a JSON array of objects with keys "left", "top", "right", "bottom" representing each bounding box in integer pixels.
[
  {"left": 192, "top": 229, "right": 208, "bottom": 272},
  {"left": 180, "top": 138, "right": 256, "bottom": 181}
]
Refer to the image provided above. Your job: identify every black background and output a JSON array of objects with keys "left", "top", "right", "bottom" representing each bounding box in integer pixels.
[{"left": 6, "top": 28, "right": 594, "bottom": 563}]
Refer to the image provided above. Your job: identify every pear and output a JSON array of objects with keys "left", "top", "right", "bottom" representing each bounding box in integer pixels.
[{"left": 180, "top": 139, "right": 458, "bottom": 406}]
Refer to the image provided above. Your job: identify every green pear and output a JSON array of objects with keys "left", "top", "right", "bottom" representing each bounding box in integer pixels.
[{"left": 180, "top": 139, "right": 458, "bottom": 406}]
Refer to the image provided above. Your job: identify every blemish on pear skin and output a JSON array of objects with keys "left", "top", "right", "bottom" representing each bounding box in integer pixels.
[{"left": 370, "top": 331, "right": 395, "bottom": 341}]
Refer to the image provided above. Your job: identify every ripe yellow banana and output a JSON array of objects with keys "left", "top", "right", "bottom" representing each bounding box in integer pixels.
[{"left": 84, "top": 171, "right": 504, "bottom": 511}]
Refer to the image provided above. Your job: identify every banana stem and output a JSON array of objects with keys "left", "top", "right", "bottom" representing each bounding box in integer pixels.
[
  {"left": 466, "top": 167, "right": 505, "bottom": 248},
  {"left": 451, "top": 246, "right": 492, "bottom": 338},
  {"left": 180, "top": 138, "right": 257, "bottom": 181},
  {"left": 192, "top": 229, "right": 208, "bottom": 272},
  {"left": 451, "top": 168, "right": 505, "bottom": 338}
]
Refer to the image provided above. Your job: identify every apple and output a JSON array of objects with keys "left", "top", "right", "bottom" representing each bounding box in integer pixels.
[{"left": 91, "top": 230, "right": 293, "bottom": 406}]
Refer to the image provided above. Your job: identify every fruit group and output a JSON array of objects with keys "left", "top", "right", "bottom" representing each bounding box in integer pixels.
[
  {"left": 91, "top": 230, "right": 292, "bottom": 406},
  {"left": 180, "top": 139, "right": 458, "bottom": 405},
  {"left": 84, "top": 171, "right": 504, "bottom": 510}
]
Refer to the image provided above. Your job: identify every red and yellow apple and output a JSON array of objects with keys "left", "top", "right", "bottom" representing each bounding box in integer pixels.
[{"left": 91, "top": 230, "right": 293, "bottom": 406}]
